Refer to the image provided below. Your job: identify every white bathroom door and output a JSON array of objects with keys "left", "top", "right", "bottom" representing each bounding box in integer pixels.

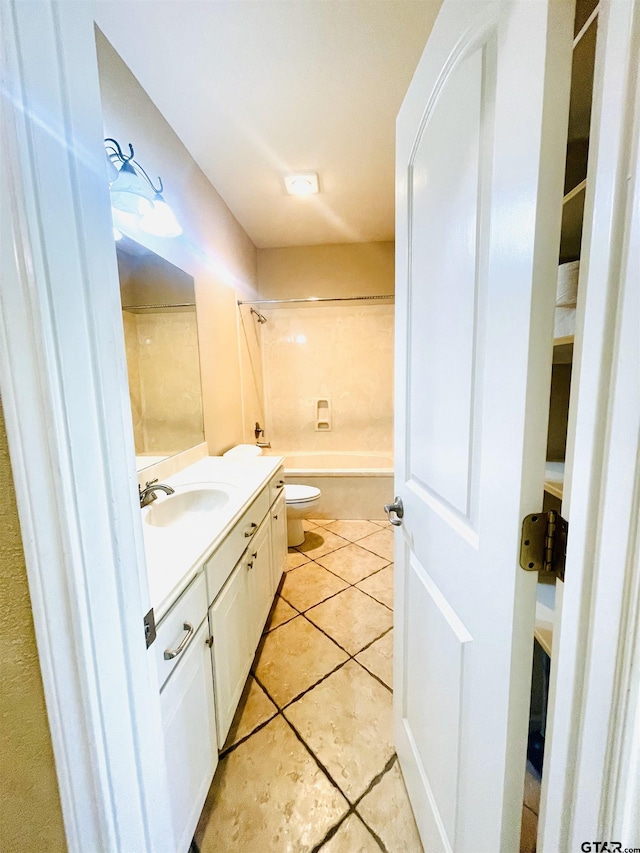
[{"left": 394, "top": 1, "right": 573, "bottom": 851}]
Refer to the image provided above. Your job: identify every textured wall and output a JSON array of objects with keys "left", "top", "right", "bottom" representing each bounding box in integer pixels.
[{"left": 0, "top": 404, "right": 67, "bottom": 852}]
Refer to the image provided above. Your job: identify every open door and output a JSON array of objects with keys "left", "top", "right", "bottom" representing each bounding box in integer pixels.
[{"left": 393, "top": 1, "right": 573, "bottom": 850}]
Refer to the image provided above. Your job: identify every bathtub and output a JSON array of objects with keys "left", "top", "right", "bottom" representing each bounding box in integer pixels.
[{"left": 267, "top": 450, "right": 393, "bottom": 520}]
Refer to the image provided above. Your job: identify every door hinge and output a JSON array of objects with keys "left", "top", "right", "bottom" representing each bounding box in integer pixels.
[
  {"left": 519, "top": 510, "right": 568, "bottom": 582},
  {"left": 143, "top": 608, "right": 157, "bottom": 649}
]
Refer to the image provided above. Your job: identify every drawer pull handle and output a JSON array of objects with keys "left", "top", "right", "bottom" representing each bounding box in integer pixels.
[
  {"left": 164, "top": 622, "right": 194, "bottom": 660},
  {"left": 247, "top": 560, "right": 254, "bottom": 570},
  {"left": 244, "top": 522, "right": 258, "bottom": 538},
  {"left": 252, "top": 551, "right": 258, "bottom": 559}
]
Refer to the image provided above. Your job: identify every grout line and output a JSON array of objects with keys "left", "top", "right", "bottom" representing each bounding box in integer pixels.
[
  {"left": 353, "top": 753, "right": 398, "bottom": 808},
  {"left": 312, "top": 755, "right": 399, "bottom": 853},
  {"left": 353, "top": 813, "right": 388, "bottom": 853},
  {"left": 217, "top": 709, "right": 278, "bottom": 760},
  {"left": 280, "top": 657, "right": 352, "bottom": 711},
  {"left": 354, "top": 584, "right": 394, "bottom": 613},
  {"left": 281, "top": 711, "right": 352, "bottom": 800}
]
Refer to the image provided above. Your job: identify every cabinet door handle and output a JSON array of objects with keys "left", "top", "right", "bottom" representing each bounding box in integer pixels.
[
  {"left": 244, "top": 522, "right": 258, "bottom": 538},
  {"left": 163, "top": 622, "right": 194, "bottom": 660},
  {"left": 247, "top": 560, "right": 254, "bottom": 570},
  {"left": 276, "top": 481, "right": 285, "bottom": 489},
  {"left": 251, "top": 551, "right": 258, "bottom": 559},
  {"left": 273, "top": 514, "right": 278, "bottom": 520}
]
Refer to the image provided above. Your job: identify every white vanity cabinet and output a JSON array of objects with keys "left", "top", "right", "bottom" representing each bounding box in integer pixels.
[
  {"left": 247, "top": 514, "right": 273, "bottom": 650},
  {"left": 145, "top": 456, "right": 287, "bottom": 850},
  {"left": 206, "top": 464, "right": 286, "bottom": 746},
  {"left": 208, "top": 552, "right": 252, "bottom": 745},
  {"left": 157, "top": 576, "right": 217, "bottom": 853},
  {"left": 270, "top": 489, "right": 287, "bottom": 595}
]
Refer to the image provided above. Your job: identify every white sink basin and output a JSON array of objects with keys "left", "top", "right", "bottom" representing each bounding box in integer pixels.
[{"left": 144, "top": 485, "right": 231, "bottom": 528}]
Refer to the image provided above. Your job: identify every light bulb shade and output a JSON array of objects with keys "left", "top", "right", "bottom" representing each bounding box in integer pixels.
[
  {"left": 106, "top": 152, "right": 120, "bottom": 185},
  {"left": 110, "top": 161, "right": 154, "bottom": 214},
  {"left": 140, "top": 195, "right": 182, "bottom": 237}
]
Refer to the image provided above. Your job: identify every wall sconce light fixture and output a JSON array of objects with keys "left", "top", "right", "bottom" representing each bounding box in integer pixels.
[{"left": 104, "top": 138, "right": 182, "bottom": 237}]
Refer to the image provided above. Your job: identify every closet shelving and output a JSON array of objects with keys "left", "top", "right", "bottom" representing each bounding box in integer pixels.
[{"left": 537, "top": 0, "right": 599, "bottom": 653}]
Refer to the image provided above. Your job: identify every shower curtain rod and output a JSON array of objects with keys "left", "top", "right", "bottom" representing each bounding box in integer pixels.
[
  {"left": 121, "top": 302, "right": 196, "bottom": 310},
  {"left": 237, "top": 294, "right": 394, "bottom": 306}
]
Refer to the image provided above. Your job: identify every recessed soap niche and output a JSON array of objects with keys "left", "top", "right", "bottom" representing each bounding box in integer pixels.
[{"left": 315, "top": 397, "right": 332, "bottom": 431}]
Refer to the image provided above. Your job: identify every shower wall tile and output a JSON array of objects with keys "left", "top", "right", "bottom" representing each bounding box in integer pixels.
[
  {"left": 124, "top": 310, "right": 205, "bottom": 455},
  {"left": 262, "top": 305, "right": 393, "bottom": 453},
  {"left": 122, "top": 310, "right": 144, "bottom": 452}
]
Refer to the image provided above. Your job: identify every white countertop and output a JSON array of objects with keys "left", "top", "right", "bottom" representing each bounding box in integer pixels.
[{"left": 142, "top": 455, "right": 283, "bottom": 621}]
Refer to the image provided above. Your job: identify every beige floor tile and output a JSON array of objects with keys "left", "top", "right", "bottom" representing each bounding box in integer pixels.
[
  {"left": 285, "top": 660, "right": 394, "bottom": 802},
  {"left": 295, "top": 528, "right": 350, "bottom": 559},
  {"left": 306, "top": 587, "right": 393, "bottom": 655},
  {"left": 315, "top": 543, "right": 390, "bottom": 584},
  {"left": 222, "top": 676, "right": 277, "bottom": 750},
  {"left": 303, "top": 519, "right": 319, "bottom": 531},
  {"left": 524, "top": 761, "right": 541, "bottom": 815},
  {"left": 355, "top": 630, "right": 393, "bottom": 690},
  {"left": 356, "top": 565, "right": 394, "bottom": 609},
  {"left": 195, "top": 716, "right": 348, "bottom": 853},
  {"left": 319, "top": 813, "right": 381, "bottom": 852},
  {"left": 309, "top": 518, "right": 335, "bottom": 527},
  {"left": 264, "top": 595, "right": 298, "bottom": 632},
  {"left": 357, "top": 761, "right": 423, "bottom": 852},
  {"left": 358, "top": 528, "right": 395, "bottom": 562},
  {"left": 369, "top": 518, "right": 391, "bottom": 528},
  {"left": 286, "top": 550, "right": 311, "bottom": 571},
  {"left": 324, "top": 519, "right": 383, "bottom": 542},
  {"left": 280, "top": 562, "right": 349, "bottom": 612},
  {"left": 254, "top": 615, "right": 348, "bottom": 707},
  {"left": 520, "top": 804, "right": 538, "bottom": 853}
]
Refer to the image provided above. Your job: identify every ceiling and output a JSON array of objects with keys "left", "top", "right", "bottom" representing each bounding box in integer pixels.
[{"left": 92, "top": 1, "right": 441, "bottom": 249}]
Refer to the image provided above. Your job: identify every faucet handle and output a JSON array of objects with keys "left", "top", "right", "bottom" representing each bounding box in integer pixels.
[{"left": 144, "top": 478, "right": 158, "bottom": 488}]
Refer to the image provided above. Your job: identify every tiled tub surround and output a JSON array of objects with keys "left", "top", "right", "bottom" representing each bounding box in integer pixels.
[
  {"left": 122, "top": 308, "right": 204, "bottom": 456},
  {"left": 194, "top": 519, "right": 425, "bottom": 853},
  {"left": 261, "top": 304, "right": 394, "bottom": 454},
  {"left": 267, "top": 450, "right": 394, "bottom": 520}
]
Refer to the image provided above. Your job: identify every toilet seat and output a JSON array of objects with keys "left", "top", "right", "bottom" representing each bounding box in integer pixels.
[{"left": 285, "top": 484, "right": 321, "bottom": 504}]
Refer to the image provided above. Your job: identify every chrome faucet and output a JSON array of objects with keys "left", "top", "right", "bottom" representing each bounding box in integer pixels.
[{"left": 139, "top": 479, "right": 175, "bottom": 508}]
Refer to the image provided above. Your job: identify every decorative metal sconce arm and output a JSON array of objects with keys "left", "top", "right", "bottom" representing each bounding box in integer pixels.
[{"left": 105, "top": 137, "right": 163, "bottom": 194}]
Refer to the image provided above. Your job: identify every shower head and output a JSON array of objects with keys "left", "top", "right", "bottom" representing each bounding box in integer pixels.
[{"left": 250, "top": 307, "right": 267, "bottom": 324}]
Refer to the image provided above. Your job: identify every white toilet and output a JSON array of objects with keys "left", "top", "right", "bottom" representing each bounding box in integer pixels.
[
  {"left": 222, "top": 445, "right": 322, "bottom": 547},
  {"left": 284, "top": 484, "right": 321, "bottom": 547}
]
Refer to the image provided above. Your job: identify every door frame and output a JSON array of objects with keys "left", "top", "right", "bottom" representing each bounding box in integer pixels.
[
  {"left": 0, "top": 2, "right": 172, "bottom": 851},
  {"left": 0, "top": 1, "right": 638, "bottom": 852},
  {"left": 540, "top": 2, "right": 640, "bottom": 849}
]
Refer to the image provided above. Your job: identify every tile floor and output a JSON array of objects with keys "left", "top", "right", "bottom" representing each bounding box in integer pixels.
[
  {"left": 194, "top": 518, "right": 424, "bottom": 853},
  {"left": 194, "top": 517, "right": 538, "bottom": 853}
]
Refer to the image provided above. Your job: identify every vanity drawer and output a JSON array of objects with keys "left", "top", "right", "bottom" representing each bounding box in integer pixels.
[
  {"left": 268, "top": 466, "right": 286, "bottom": 506},
  {"left": 155, "top": 572, "right": 208, "bottom": 690},
  {"left": 205, "top": 486, "right": 270, "bottom": 603}
]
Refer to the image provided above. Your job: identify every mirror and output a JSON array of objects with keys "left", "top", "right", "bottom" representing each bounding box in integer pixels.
[{"left": 116, "top": 235, "right": 205, "bottom": 471}]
